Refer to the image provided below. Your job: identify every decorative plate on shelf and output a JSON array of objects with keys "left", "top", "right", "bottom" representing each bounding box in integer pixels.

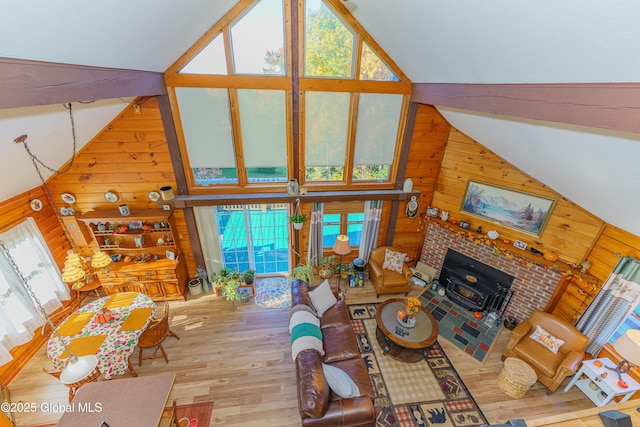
[
  {"left": 61, "top": 193, "right": 76, "bottom": 204},
  {"left": 104, "top": 191, "right": 118, "bottom": 203},
  {"left": 30, "top": 199, "right": 43, "bottom": 212},
  {"left": 148, "top": 191, "right": 160, "bottom": 202}
]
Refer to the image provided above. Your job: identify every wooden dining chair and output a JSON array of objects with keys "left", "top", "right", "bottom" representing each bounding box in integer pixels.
[
  {"left": 109, "top": 281, "right": 146, "bottom": 294},
  {"left": 138, "top": 301, "right": 180, "bottom": 366},
  {"left": 40, "top": 297, "right": 82, "bottom": 337},
  {"left": 41, "top": 365, "right": 101, "bottom": 402},
  {"left": 159, "top": 399, "right": 179, "bottom": 427}
]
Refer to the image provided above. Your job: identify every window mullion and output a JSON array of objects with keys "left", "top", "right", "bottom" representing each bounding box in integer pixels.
[
  {"left": 344, "top": 93, "right": 358, "bottom": 185},
  {"left": 228, "top": 88, "right": 248, "bottom": 186}
]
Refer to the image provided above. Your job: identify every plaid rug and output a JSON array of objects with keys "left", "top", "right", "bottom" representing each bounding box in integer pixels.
[{"left": 348, "top": 303, "right": 488, "bottom": 427}]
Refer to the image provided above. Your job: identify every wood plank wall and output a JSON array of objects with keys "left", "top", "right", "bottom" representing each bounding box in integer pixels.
[
  {"left": 45, "top": 97, "right": 195, "bottom": 275},
  {"left": 391, "top": 105, "right": 449, "bottom": 259},
  {"left": 0, "top": 187, "right": 72, "bottom": 384},
  {"left": 431, "top": 127, "right": 605, "bottom": 266}
]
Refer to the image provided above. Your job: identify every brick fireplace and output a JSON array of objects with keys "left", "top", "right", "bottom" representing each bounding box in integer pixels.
[{"left": 419, "top": 222, "right": 563, "bottom": 322}]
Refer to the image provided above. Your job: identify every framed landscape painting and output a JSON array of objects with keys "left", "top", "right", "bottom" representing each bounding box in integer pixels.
[{"left": 460, "top": 181, "right": 556, "bottom": 236}]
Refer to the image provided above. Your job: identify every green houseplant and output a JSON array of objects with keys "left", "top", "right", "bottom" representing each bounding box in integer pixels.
[
  {"left": 292, "top": 257, "right": 314, "bottom": 284},
  {"left": 289, "top": 214, "right": 306, "bottom": 230},
  {"left": 220, "top": 279, "right": 242, "bottom": 307},
  {"left": 241, "top": 269, "right": 256, "bottom": 285},
  {"left": 318, "top": 255, "right": 337, "bottom": 279}
]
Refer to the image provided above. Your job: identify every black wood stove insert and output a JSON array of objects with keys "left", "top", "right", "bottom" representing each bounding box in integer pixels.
[{"left": 439, "top": 249, "right": 514, "bottom": 313}]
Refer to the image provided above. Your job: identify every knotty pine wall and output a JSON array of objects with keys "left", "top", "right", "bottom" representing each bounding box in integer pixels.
[
  {"left": 45, "top": 97, "right": 195, "bottom": 275},
  {"left": 430, "top": 127, "right": 605, "bottom": 266}
]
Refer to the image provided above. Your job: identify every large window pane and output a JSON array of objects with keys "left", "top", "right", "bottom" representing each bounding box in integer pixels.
[
  {"left": 231, "top": 0, "right": 285, "bottom": 75},
  {"left": 305, "top": 0, "right": 354, "bottom": 78},
  {"left": 238, "top": 89, "right": 288, "bottom": 183},
  {"left": 353, "top": 93, "right": 403, "bottom": 181},
  {"left": 346, "top": 212, "right": 363, "bottom": 246},
  {"left": 175, "top": 87, "right": 238, "bottom": 184},
  {"left": 305, "top": 91, "right": 350, "bottom": 181},
  {"left": 216, "top": 204, "right": 290, "bottom": 274}
]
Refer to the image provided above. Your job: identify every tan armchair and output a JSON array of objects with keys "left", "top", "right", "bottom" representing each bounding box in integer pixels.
[
  {"left": 502, "top": 310, "right": 588, "bottom": 393},
  {"left": 369, "top": 246, "right": 413, "bottom": 298}
]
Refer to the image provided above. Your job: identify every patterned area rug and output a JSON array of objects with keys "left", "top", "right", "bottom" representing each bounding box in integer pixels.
[
  {"left": 174, "top": 401, "right": 214, "bottom": 427},
  {"left": 254, "top": 278, "right": 292, "bottom": 309},
  {"left": 348, "top": 303, "right": 488, "bottom": 427}
]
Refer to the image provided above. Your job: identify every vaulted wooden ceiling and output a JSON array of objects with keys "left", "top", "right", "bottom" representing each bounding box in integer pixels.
[{"left": 1, "top": 0, "right": 639, "bottom": 235}]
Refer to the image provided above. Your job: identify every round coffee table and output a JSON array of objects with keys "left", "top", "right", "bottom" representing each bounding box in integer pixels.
[{"left": 375, "top": 297, "right": 438, "bottom": 362}]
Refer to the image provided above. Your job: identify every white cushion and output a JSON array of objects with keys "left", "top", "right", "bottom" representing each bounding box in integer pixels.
[
  {"left": 529, "top": 325, "right": 565, "bottom": 354},
  {"left": 322, "top": 363, "right": 360, "bottom": 398},
  {"left": 308, "top": 279, "right": 337, "bottom": 317},
  {"left": 382, "top": 249, "right": 406, "bottom": 274}
]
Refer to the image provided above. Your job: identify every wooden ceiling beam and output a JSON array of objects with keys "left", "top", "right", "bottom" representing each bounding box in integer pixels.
[
  {"left": 412, "top": 82, "right": 640, "bottom": 134},
  {"left": 0, "top": 57, "right": 166, "bottom": 109},
  {"left": 168, "top": 189, "right": 421, "bottom": 208}
]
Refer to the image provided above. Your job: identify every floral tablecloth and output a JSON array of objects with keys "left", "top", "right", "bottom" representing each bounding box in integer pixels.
[{"left": 47, "top": 292, "right": 156, "bottom": 379}]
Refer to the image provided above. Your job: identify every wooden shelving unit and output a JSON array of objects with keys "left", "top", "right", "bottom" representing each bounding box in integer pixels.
[{"left": 77, "top": 209, "right": 188, "bottom": 301}]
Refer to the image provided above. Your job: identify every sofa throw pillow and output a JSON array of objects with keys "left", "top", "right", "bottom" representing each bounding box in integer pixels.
[
  {"left": 382, "top": 249, "right": 406, "bottom": 274},
  {"left": 308, "top": 279, "right": 337, "bottom": 317},
  {"left": 291, "top": 322, "right": 324, "bottom": 360},
  {"left": 322, "top": 363, "right": 360, "bottom": 399},
  {"left": 529, "top": 325, "right": 565, "bottom": 354}
]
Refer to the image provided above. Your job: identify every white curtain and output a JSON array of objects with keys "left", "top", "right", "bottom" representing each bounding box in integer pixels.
[
  {"left": 358, "top": 200, "right": 383, "bottom": 262},
  {"left": 0, "top": 218, "right": 70, "bottom": 366},
  {"left": 194, "top": 207, "right": 224, "bottom": 279},
  {"left": 307, "top": 203, "right": 324, "bottom": 266}
]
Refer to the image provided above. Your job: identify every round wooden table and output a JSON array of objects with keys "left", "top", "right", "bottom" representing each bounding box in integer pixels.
[{"left": 375, "top": 297, "right": 438, "bottom": 362}]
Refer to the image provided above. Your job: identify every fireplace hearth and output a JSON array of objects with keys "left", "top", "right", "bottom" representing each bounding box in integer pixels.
[{"left": 440, "top": 249, "right": 514, "bottom": 313}]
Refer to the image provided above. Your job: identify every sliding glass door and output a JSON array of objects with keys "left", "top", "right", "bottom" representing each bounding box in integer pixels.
[{"left": 215, "top": 204, "right": 290, "bottom": 274}]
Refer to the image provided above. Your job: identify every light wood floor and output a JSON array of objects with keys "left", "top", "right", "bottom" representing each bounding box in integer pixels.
[{"left": 9, "top": 282, "right": 597, "bottom": 426}]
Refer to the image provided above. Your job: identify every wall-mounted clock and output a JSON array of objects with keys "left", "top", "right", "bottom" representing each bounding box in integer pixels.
[{"left": 406, "top": 196, "right": 419, "bottom": 218}]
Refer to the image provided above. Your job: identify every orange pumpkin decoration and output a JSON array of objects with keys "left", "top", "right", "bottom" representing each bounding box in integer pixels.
[
  {"left": 543, "top": 251, "right": 559, "bottom": 262},
  {"left": 95, "top": 308, "right": 113, "bottom": 324}
]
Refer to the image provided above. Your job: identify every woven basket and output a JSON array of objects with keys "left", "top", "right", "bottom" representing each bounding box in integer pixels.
[{"left": 497, "top": 357, "right": 537, "bottom": 399}]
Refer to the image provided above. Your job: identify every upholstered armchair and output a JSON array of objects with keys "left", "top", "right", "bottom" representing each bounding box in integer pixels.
[
  {"left": 368, "top": 246, "right": 413, "bottom": 298},
  {"left": 502, "top": 310, "right": 588, "bottom": 393}
]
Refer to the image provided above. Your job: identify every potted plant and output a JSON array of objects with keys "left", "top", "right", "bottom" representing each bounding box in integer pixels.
[
  {"left": 241, "top": 269, "right": 256, "bottom": 285},
  {"left": 220, "top": 279, "right": 242, "bottom": 307},
  {"left": 211, "top": 267, "right": 232, "bottom": 297},
  {"left": 338, "top": 262, "right": 353, "bottom": 280},
  {"left": 289, "top": 214, "right": 306, "bottom": 230},
  {"left": 292, "top": 258, "right": 314, "bottom": 284},
  {"left": 318, "top": 255, "right": 336, "bottom": 279}
]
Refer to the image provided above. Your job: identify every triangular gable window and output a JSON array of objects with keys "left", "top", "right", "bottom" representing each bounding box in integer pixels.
[
  {"left": 360, "top": 42, "right": 397, "bottom": 82},
  {"left": 231, "top": 0, "right": 286, "bottom": 75},
  {"left": 180, "top": 32, "right": 227, "bottom": 75},
  {"left": 304, "top": 0, "right": 355, "bottom": 78}
]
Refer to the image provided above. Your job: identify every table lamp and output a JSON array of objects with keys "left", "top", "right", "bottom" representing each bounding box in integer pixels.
[
  {"left": 0, "top": 240, "right": 98, "bottom": 385},
  {"left": 611, "top": 329, "right": 640, "bottom": 377},
  {"left": 332, "top": 235, "right": 352, "bottom": 298}
]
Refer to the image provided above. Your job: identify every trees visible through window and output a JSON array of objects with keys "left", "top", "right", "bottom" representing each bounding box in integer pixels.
[{"left": 168, "top": 0, "right": 411, "bottom": 190}]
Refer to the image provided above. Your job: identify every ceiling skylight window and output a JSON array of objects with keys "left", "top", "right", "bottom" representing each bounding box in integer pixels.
[
  {"left": 304, "top": 0, "right": 355, "bottom": 78},
  {"left": 179, "top": 32, "right": 227, "bottom": 75},
  {"left": 230, "top": 0, "right": 286, "bottom": 75}
]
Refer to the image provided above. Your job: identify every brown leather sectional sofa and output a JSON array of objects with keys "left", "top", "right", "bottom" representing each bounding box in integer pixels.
[{"left": 291, "top": 279, "right": 376, "bottom": 426}]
